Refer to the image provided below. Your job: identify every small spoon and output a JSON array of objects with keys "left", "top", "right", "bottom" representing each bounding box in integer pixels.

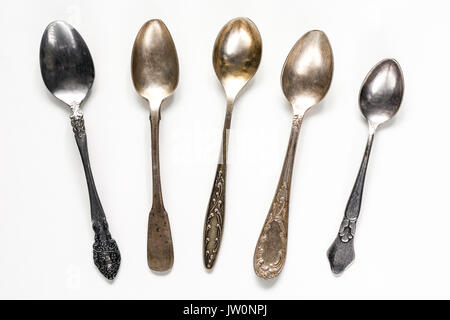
[
  {"left": 131, "top": 19, "right": 179, "bottom": 272},
  {"left": 327, "top": 59, "right": 404, "bottom": 275},
  {"left": 40, "top": 21, "right": 120, "bottom": 280},
  {"left": 203, "top": 18, "right": 262, "bottom": 269},
  {"left": 254, "top": 30, "right": 333, "bottom": 279}
]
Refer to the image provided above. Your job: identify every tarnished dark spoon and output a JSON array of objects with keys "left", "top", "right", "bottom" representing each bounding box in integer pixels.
[
  {"left": 327, "top": 59, "right": 404, "bottom": 275},
  {"left": 40, "top": 20, "right": 120, "bottom": 280}
]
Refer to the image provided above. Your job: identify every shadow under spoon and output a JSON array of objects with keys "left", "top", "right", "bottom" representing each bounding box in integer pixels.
[
  {"left": 327, "top": 59, "right": 404, "bottom": 275},
  {"left": 40, "top": 20, "right": 120, "bottom": 280}
]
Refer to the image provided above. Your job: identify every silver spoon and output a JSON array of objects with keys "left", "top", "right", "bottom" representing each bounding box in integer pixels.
[
  {"left": 254, "top": 30, "right": 333, "bottom": 279},
  {"left": 40, "top": 20, "right": 120, "bottom": 280},
  {"left": 327, "top": 59, "right": 404, "bottom": 275},
  {"left": 131, "top": 19, "right": 179, "bottom": 272}
]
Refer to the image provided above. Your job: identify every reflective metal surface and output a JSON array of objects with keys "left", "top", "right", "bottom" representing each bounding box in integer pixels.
[
  {"left": 360, "top": 59, "right": 404, "bottom": 128},
  {"left": 40, "top": 21, "right": 94, "bottom": 112},
  {"left": 40, "top": 21, "right": 120, "bottom": 280},
  {"left": 203, "top": 18, "right": 262, "bottom": 269},
  {"left": 131, "top": 19, "right": 179, "bottom": 272},
  {"left": 212, "top": 18, "right": 262, "bottom": 102},
  {"left": 132, "top": 19, "right": 179, "bottom": 105},
  {"left": 327, "top": 59, "right": 404, "bottom": 275},
  {"left": 281, "top": 31, "right": 334, "bottom": 114},
  {"left": 254, "top": 30, "right": 333, "bottom": 279}
]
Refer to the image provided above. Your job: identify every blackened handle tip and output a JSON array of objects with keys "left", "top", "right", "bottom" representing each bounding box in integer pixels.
[
  {"left": 327, "top": 236, "right": 355, "bottom": 275},
  {"left": 93, "top": 237, "right": 121, "bottom": 280}
]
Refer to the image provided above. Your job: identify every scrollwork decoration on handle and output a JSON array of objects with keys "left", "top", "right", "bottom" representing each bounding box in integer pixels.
[
  {"left": 254, "top": 114, "right": 303, "bottom": 279},
  {"left": 204, "top": 165, "right": 226, "bottom": 269},
  {"left": 70, "top": 115, "right": 121, "bottom": 280}
]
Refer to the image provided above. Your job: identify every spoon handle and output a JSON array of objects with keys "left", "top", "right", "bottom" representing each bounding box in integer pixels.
[
  {"left": 327, "top": 129, "right": 375, "bottom": 275},
  {"left": 203, "top": 111, "right": 231, "bottom": 269},
  {"left": 148, "top": 109, "right": 174, "bottom": 272},
  {"left": 254, "top": 115, "right": 303, "bottom": 279},
  {"left": 71, "top": 115, "right": 121, "bottom": 280}
]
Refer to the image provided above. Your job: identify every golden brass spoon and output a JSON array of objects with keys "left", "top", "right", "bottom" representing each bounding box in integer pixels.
[
  {"left": 254, "top": 30, "right": 333, "bottom": 279},
  {"left": 131, "top": 19, "right": 179, "bottom": 272},
  {"left": 203, "top": 17, "right": 262, "bottom": 269}
]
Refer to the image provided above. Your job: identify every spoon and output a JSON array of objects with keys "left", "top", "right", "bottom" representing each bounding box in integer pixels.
[
  {"left": 254, "top": 30, "right": 333, "bottom": 279},
  {"left": 203, "top": 18, "right": 262, "bottom": 269},
  {"left": 131, "top": 19, "right": 179, "bottom": 272},
  {"left": 327, "top": 59, "right": 404, "bottom": 275},
  {"left": 40, "top": 20, "right": 120, "bottom": 280}
]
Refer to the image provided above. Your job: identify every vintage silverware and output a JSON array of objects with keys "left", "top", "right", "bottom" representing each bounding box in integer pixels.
[
  {"left": 254, "top": 30, "right": 333, "bottom": 279},
  {"left": 131, "top": 19, "right": 179, "bottom": 272},
  {"left": 40, "top": 21, "right": 120, "bottom": 280},
  {"left": 327, "top": 59, "right": 404, "bottom": 275},
  {"left": 203, "top": 18, "right": 262, "bottom": 269}
]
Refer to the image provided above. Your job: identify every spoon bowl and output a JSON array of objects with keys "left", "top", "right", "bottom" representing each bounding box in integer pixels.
[
  {"left": 359, "top": 59, "right": 404, "bottom": 127},
  {"left": 40, "top": 20, "right": 94, "bottom": 108},
  {"left": 213, "top": 17, "right": 262, "bottom": 101},
  {"left": 132, "top": 19, "right": 179, "bottom": 105},
  {"left": 281, "top": 30, "right": 333, "bottom": 113}
]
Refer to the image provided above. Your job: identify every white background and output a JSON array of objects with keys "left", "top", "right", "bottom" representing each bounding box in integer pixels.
[{"left": 0, "top": 0, "right": 447, "bottom": 299}]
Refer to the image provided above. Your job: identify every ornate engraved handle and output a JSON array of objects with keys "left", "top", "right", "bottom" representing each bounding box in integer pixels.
[
  {"left": 203, "top": 111, "right": 230, "bottom": 269},
  {"left": 327, "top": 131, "right": 375, "bottom": 275},
  {"left": 254, "top": 115, "right": 303, "bottom": 279},
  {"left": 71, "top": 115, "right": 121, "bottom": 280},
  {"left": 147, "top": 110, "right": 174, "bottom": 272},
  {"left": 204, "top": 163, "right": 226, "bottom": 269}
]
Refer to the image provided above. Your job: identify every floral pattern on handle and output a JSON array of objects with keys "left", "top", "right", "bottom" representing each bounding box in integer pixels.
[
  {"left": 204, "top": 165, "right": 226, "bottom": 269},
  {"left": 254, "top": 182, "right": 289, "bottom": 279}
]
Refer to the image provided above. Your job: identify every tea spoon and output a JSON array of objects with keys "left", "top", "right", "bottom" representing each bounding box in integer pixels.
[
  {"left": 327, "top": 59, "right": 404, "bottom": 275},
  {"left": 203, "top": 18, "right": 262, "bottom": 269},
  {"left": 40, "top": 20, "right": 120, "bottom": 280},
  {"left": 131, "top": 19, "right": 178, "bottom": 272},
  {"left": 254, "top": 30, "right": 333, "bottom": 279}
]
